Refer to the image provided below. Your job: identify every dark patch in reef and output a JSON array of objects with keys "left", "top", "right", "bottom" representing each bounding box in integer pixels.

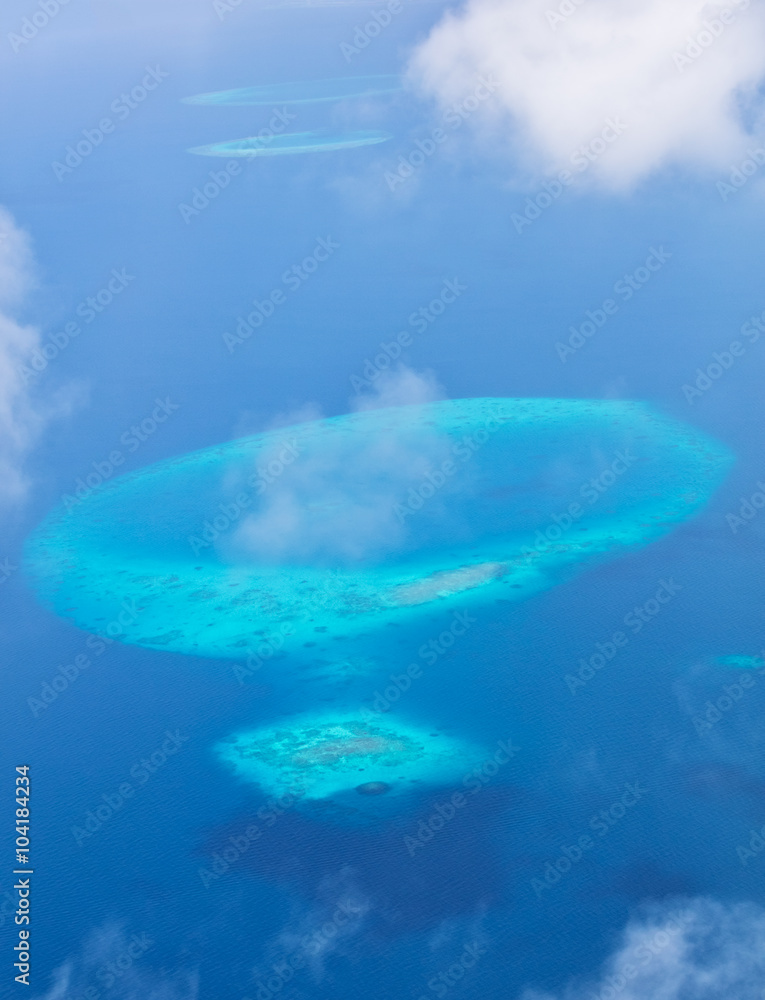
[{"left": 355, "top": 781, "right": 391, "bottom": 796}]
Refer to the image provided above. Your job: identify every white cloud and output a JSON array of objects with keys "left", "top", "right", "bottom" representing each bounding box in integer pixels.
[
  {"left": 520, "top": 897, "right": 765, "bottom": 1000},
  {"left": 0, "top": 208, "right": 47, "bottom": 504},
  {"left": 352, "top": 365, "right": 444, "bottom": 410},
  {"left": 32, "top": 923, "right": 198, "bottom": 1000},
  {"left": 259, "top": 869, "right": 370, "bottom": 984},
  {"left": 0, "top": 207, "right": 81, "bottom": 505},
  {"left": 409, "top": 0, "right": 765, "bottom": 188},
  {"left": 227, "top": 367, "right": 449, "bottom": 566}
]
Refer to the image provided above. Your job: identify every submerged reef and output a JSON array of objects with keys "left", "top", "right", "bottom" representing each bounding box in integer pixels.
[
  {"left": 356, "top": 781, "right": 391, "bottom": 795},
  {"left": 182, "top": 75, "right": 402, "bottom": 106},
  {"left": 713, "top": 655, "right": 765, "bottom": 670},
  {"left": 24, "top": 398, "right": 732, "bottom": 663},
  {"left": 217, "top": 713, "right": 481, "bottom": 802},
  {"left": 188, "top": 129, "right": 392, "bottom": 157}
]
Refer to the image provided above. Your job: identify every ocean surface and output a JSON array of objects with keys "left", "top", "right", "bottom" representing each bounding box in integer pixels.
[{"left": 2, "top": 3, "right": 765, "bottom": 999}]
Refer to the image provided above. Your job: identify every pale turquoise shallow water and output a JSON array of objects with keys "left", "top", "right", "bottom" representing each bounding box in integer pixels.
[
  {"left": 217, "top": 712, "right": 483, "bottom": 802},
  {"left": 188, "top": 129, "right": 393, "bottom": 157},
  {"left": 182, "top": 75, "right": 402, "bottom": 105},
  {"left": 24, "top": 397, "right": 731, "bottom": 669}
]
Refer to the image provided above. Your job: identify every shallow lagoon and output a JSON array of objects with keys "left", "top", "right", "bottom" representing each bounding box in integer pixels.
[
  {"left": 182, "top": 75, "right": 402, "bottom": 106},
  {"left": 217, "top": 712, "right": 483, "bottom": 803},
  {"left": 188, "top": 130, "right": 392, "bottom": 157},
  {"left": 24, "top": 397, "right": 731, "bottom": 671}
]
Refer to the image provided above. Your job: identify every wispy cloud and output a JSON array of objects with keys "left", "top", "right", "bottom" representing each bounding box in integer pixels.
[
  {"left": 519, "top": 897, "right": 765, "bottom": 1000},
  {"left": 352, "top": 365, "right": 444, "bottom": 410},
  {"left": 32, "top": 923, "right": 198, "bottom": 1000},
  {"left": 409, "top": 0, "right": 765, "bottom": 189},
  {"left": 0, "top": 209, "right": 60, "bottom": 504},
  {"left": 227, "top": 367, "right": 449, "bottom": 565},
  {"left": 252, "top": 868, "right": 370, "bottom": 988}
]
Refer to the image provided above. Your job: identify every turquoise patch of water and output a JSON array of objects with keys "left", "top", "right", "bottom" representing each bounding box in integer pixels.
[
  {"left": 713, "top": 654, "right": 765, "bottom": 670},
  {"left": 24, "top": 398, "right": 732, "bottom": 666},
  {"left": 188, "top": 129, "right": 392, "bottom": 157},
  {"left": 182, "top": 75, "right": 402, "bottom": 106},
  {"left": 216, "top": 712, "right": 482, "bottom": 804}
]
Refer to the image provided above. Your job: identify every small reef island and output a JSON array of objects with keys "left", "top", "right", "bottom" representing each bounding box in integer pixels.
[{"left": 217, "top": 713, "right": 482, "bottom": 805}]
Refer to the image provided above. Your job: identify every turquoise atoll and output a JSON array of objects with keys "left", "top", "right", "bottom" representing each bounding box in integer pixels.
[
  {"left": 182, "top": 75, "right": 402, "bottom": 106},
  {"left": 24, "top": 398, "right": 732, "bottom": 663},
  {"left": 216, "top": 713, "right": 482, "bottom": 802},
  {"left": 188, "top": 130, "right": 392, "bottom": 157}
]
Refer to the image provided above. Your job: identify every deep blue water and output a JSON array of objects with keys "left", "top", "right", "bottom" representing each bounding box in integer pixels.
[
  {"left": 5, "top": 520, "right": 765, "bottom": 999},
  {"left": 3, "top": 3, "right": 765, "bottom": 999}
]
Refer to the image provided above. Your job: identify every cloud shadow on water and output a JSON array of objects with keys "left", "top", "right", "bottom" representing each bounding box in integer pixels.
[{"left": 199, "top": 783, "right": 519, "bottom": 935}]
